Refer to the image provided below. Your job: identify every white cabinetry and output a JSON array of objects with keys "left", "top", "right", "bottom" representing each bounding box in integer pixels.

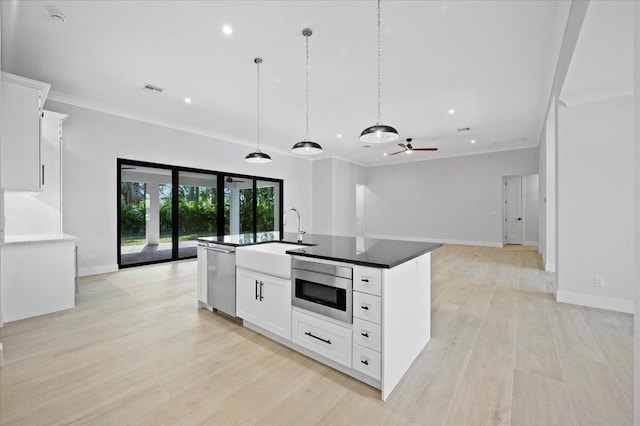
[
  {"left": 352, "top": 267, "right": 382, "bottom": 380},
  {"left": 1, "top": 237, "right": 77, "bottom": 323},
  {"left": 1, "top": 73, "right": 50, "bottom": 192},
  {"left": 197, "top": 245, "right": 208, "bottom": 307},
  {"left": 292, "top": 309, "right": 352, "bottom": 367},
  {"left": 236, "top": 268, "right": 291, "bottom": 340}
]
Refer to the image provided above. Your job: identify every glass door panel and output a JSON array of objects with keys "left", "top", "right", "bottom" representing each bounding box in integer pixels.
[
  {"left": 120, "top": 164, "right": 173, "bottom": 266},
  {"left": 256, "top": 180, "right": 280, "bottom": 238},
  {"left": 224, "top": 175, "right": 254, "bottom": 236},
  {"left": 178, "top": 171, "right": 217, "bottom": 258}
]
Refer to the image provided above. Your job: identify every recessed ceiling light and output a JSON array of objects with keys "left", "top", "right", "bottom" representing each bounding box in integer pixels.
[
  {"left": 383, "top": 153, "right": 388, "bottom": 156},
  {"left": 448, "top": 109, "right": 455, "bottom": 115},
  {"left": 471, "top": 139, "right": 476, "bottom": 144},
  {"left": 222, "top": 25, "right": 233, "bottom": 35},
  {"left": 184, "top": 97, "right": 192, "bottom": 104},
  {"left": 337, "top": 133, "right": 342, "bottom": 138}
]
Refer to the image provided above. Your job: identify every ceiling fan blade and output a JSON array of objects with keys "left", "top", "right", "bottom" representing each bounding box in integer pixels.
[
  {"left": 389, "top": 150, "right": 406, "bottom": 156},
  {"left": 398, "top": 143, "right": 407, "bottom": 149},
  {"left": 413, "top": 148, "right": 439, "bottom": 151}
]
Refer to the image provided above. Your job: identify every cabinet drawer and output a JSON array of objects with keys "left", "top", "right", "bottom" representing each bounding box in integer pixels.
[
  {"left": 352, "top": 344, "right": 381, "bottom": 380},
  {"left": 353, "top": 266, "right": 382, "bottom": 296},
  {"left": 353, "top": 291, "right": 381, "bottom": 324},
  {"left": 292, "top": 310, "right": 352, "bottom": 368},
  {"left": 352, "top": 317, "right": 381, "bottom": 351}
]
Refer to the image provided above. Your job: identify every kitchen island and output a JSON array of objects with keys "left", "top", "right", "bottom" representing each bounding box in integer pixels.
[{"left": 198, "top": 232, "right": 441, "bottom": 400}]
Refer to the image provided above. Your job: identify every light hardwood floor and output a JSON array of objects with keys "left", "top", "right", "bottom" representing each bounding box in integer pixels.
[{"left": 0, "top": 245, "right": 633, "bottom": 425}]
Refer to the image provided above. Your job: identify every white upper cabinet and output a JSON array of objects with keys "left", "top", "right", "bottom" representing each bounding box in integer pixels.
[{"left": 1, "top": 72, "right": 50, "bottom": 192}]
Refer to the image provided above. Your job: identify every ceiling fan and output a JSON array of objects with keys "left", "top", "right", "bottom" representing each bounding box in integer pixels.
[{"left": 389, "top": 138, "right": 438, "bottom": 156}]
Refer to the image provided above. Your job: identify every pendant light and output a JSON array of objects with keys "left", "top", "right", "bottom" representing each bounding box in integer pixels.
[
  {"left": 359, "top": 0, "right": 399, "bottom": 144},
  {"left": 292, "top": 28, "right": 323, "bottom": 155},
  {"left": 245, "top": 57, "right": 272, "bottom": 163}
]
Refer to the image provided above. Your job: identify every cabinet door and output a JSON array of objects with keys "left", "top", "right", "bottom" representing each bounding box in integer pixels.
[
  {"left": 261, "top": 275, "right": 292, "bottom": 340},
  {"left": 236, "top": 269, "right": 262, "bottom": 324},
  {"left": 1, "top": 81, "right": 42, "bottom": 191},
  {"left": 197, "top": 246, "right": 208, "bottom": 305}
]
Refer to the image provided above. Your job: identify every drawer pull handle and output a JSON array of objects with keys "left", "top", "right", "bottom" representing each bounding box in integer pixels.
[
  {"left": 305, "top": 332, "right": 331, "bottom": 345},
  {"left": 361, "top": 358, "right": 369, "bottom": 366},
  {"left": 361, "top": 331, "right": 369, "bottom": 338},
  {"left": 361, "top": 304, "right": 370, "bottom": 311},
  {"left": 361, "top": 278, "right": 370, "bottom": 283}
]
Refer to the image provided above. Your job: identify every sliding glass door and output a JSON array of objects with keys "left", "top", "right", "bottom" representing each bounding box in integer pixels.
[
  {"left": 118, "top": 159, "right": 283, "bottom": 268},
  {"left": 178, "top": 171, "right": 217, "bottom": 259},
  {"left": 119, "top": 164, "right": 173, "bottom": 266}
]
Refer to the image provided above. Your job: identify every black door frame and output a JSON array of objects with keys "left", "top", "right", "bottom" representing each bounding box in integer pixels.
[{"left": 117, "top": 158, "right": 284, "bottom": 269}]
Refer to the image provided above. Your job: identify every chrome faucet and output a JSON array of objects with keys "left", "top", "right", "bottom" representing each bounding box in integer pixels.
[{"left": 283, "top": 207, "right": 305, "bottom": 242}]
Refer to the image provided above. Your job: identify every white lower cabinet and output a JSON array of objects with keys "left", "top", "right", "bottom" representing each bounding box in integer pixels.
[
  {"left": 353, "top": 343, "right": 382, "bottom": 380},
  {"left": 352, "top": 317, "right": 381, "bottom": 351},
  {"left": 197, "top": 245, "right": 208, "bottom": 306},
  {"left": 236, "top": 268, "right": 292, "bottom": 340},
  {"left": 292, "top": 310, "right": 352, "bottom": 368},
  {"left": 353, "top": 288, "right": 382, "bottom": 380}
]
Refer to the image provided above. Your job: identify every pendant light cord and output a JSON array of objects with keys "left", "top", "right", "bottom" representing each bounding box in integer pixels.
[
  {"left": 256, "top": 58, "right": 261, "bottom": 151},
  {"left": 377, "top": 0, "right": 382, "bottom": 124},
  {"left": 305, "top": 33, "right": 310, "bottom": 140}
]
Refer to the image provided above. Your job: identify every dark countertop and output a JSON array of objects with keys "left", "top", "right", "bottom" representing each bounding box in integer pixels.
[
  {"left": 283, "top": 234, "right": 441, "bottom": 269},
  {"left": 198, "top": 232, "right": 441, "bottom": 269}
]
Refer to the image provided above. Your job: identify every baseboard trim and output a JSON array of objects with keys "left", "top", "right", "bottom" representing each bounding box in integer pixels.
[
  {"left": 556, "top": 290, "right": 634, "bottom": 314},
  {"left": 524, "top": 240, "right": 538, "bottom": 247},
  {"left": 365, "top": 234, "right": 503, "bottom": 248},
  {"left": 79, "top": 264, "right": 118, "bottom": 277}
]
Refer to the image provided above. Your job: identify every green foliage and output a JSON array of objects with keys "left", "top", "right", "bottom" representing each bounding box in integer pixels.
[{"left": 121, "top": 180, "right": 278, "bottom": 244}]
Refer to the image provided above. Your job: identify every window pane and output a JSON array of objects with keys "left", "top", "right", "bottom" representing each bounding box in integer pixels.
[
  {"left": 120, "top": 164, "right": 173, "bottom": 266},
  {"left": 178, "top": 171, "right": 217, "bottom": 258},
  {"left": 256, "top": 180, "right": 280, "bottom": 234},
  {"left": 224, "top": 176, "right": 254, "bottom": 236}
]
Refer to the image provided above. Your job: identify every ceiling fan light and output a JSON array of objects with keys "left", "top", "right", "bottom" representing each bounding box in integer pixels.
[
  {"left": 292, "top": 140, "right": 323, "bottom": 155},
  {"left": 245, "top": 150, "right": 272, "bottom": 163},
  {"left": 359, "top": 124, "right": 399, "bottom": 144}
]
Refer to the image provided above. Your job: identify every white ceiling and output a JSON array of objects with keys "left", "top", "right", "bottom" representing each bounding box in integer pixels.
[{"left": 3, "top": 0, "right": 564, "bottom": 166}]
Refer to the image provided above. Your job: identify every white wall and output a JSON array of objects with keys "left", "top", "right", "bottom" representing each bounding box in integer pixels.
[
  {"left": 522, "top": 174, "right": 539, "bottom": 246},
  {"left": 539, "top": 99, "right": 557, "bottom": 272},
  {"left": 365, "top": 148, "right": 538, "bottom": 246},
  {"left": 556, "top": 95, "right": 635, "bottom": 313},
  {"left": 633, "top": 2, "right": 639, "bottom": 419},
  {"left": 45, "top": 100, "right": 313, "bottom": 276},
  {"left": 312, "top": 157, "right": 367, "bottom": 236}
]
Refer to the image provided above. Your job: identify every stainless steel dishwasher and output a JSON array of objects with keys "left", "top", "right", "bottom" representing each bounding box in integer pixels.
[{"left": 200, "top": 242, "right": 237, "bottom": 318}]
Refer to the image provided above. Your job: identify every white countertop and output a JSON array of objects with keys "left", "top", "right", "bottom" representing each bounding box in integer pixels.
[{"left": 2, "top": 233, "right": 79, "bottom": 246}]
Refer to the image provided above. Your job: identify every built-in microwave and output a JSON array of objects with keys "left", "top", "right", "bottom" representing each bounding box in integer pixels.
[{"left": 291, "top": 258, "right": 353, "bottom": 324}]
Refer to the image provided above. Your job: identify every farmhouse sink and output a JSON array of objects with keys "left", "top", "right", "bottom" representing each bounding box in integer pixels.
[{"left": 236, "top": 242, "right": 302, "bottom": 279}]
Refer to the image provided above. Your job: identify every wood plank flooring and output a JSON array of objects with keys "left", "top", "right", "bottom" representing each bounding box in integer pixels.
[{"left": 0, "top": 245, "right": 633, "bottom": 425}]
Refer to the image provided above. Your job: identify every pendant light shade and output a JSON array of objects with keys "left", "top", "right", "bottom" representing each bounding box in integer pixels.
[
  {"left": 360, "top": 0, "right": 399, "bottom": 144},
  {"left": 245, "top": 150, "right": 272, "bottom": 163},
  {"left": 245, "top": 57, "right": 272, "bottom": 163},
  {"left": 292, "top": 140, "right": 323, "bottom": 154},
  {"left": 291, "top": 28, "right": 323, "bottom": 155}
]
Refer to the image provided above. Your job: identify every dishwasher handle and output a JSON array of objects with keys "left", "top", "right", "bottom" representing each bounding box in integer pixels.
[{"left": 205, "top": 246, "right": 233, "bottom": 254}]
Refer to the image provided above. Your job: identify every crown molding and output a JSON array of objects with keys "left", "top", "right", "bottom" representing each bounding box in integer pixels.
[
  {"left": 45, "top": 91, "right": 310, "bottom": 161},
  {"left": 560, "top": 85, "right": 634, "bottom": 106}
]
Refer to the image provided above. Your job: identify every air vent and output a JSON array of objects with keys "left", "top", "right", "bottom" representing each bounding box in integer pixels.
[
  {"left": 142, "top": 84, "right": 164, "bottom": 94},
  {"left": 457, "top": 127, "right": 471, "bottom": 132}
]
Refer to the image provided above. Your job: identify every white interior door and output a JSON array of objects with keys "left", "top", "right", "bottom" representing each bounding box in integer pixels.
[{"left": 504, "top": 176, "right": 523, "bottom": 245}]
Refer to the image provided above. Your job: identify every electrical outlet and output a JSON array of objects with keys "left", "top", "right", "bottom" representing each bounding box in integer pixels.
[
  {"left": 89, "top": 254, "right": 96, "bottom": 263},
  {"left": 594, "top": 276, "right": 605, "bottom": 288}
]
